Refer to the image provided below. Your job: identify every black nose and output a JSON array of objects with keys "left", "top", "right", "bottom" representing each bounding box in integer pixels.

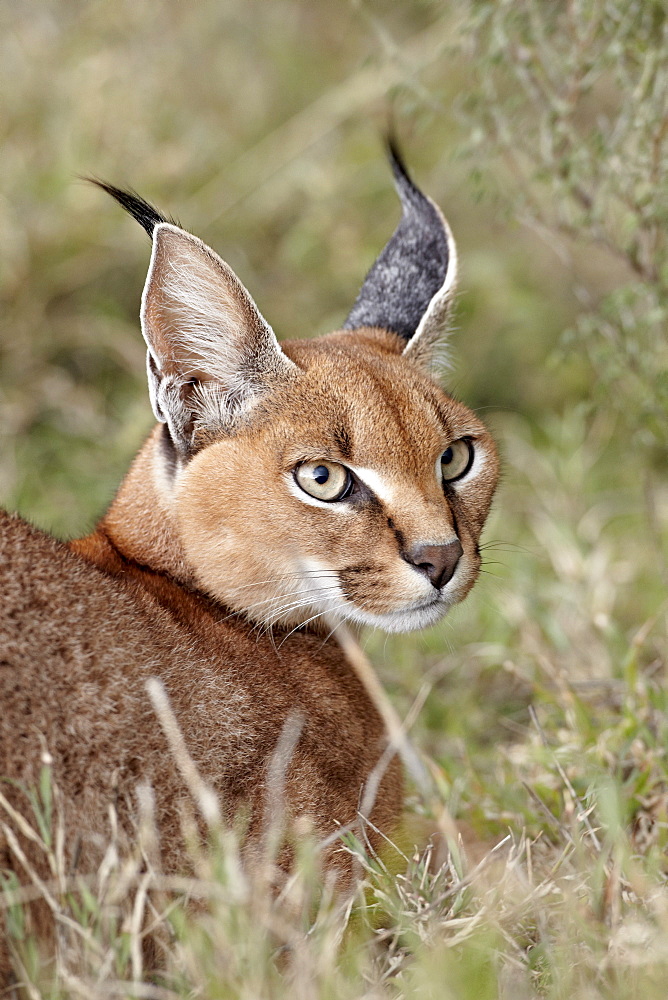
[{"left": 405, "top": 540, "right": 463, "bottom": 589}]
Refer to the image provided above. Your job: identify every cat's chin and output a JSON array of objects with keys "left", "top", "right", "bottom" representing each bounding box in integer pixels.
[{"left": 342, "top": 597, "right": 451, "bottom": 634}]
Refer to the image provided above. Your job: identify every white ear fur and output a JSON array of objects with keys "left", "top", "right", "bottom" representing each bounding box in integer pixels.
[
  {"left": 141, "top": 223, "right": 297, "bottom": 451},
  {"left": 402, "top": 205, "right": 458, "bottom": 367},
  {"left": 343, "top": 148, "right": 458, "bottom": 365}
]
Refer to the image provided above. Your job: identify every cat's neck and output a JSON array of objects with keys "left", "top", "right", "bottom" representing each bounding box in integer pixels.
[{"left": 70, "top": 425, "right": 196, "bottom": 588}]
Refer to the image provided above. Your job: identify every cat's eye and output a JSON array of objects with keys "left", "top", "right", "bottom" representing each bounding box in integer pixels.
[
  {"left": 294, "top": 460, "right": 352, "bottom": 502},
  {"left": 440, "top": 439, "right": 474, "bottom": 483}
]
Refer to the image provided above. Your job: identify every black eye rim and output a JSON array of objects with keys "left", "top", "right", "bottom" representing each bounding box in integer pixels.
[
  {"left": 293, "top": 460, "right": 355, "bottom": 503},
  {"left": 440, "top": 438, "right": 475, "bottom": 485}
]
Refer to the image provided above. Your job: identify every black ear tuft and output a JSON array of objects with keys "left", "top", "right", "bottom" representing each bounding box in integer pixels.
[
  {"left": 88, "top": 179, "right": 178, "bottom": 238},
  {"left": 343, "top": 141, "right": 453, "bottom": 344}
]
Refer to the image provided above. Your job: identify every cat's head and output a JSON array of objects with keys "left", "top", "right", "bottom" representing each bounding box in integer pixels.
[{"left": 100, "top": 146, "right": 498, "bottom": 633}]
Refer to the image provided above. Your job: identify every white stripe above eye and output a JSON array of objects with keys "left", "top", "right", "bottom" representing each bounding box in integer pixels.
[{"left": 345, "top": 465, "right": 395, "bottom": 504}]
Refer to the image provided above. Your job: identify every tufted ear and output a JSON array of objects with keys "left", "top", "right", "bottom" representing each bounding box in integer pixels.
[
  {"left": 139, "top": 223, "right": 297, "bottom": 453},
  {"left": 94, "top": 182, "right": 297, "bottom": 455},
  {"left": 342, "top": 144, "right": 458, "bottom": 365}
]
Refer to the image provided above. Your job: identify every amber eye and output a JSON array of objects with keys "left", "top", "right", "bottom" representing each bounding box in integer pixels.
[
  {"left": 294, "top": 460, "right": 352, "bottom": 502},
  {"left": 440, "top": 439, "right": 474, "bottom": 483}
]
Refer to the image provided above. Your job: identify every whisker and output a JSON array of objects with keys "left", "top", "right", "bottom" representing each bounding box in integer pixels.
[
  {"left": 319, "top": 615, "right": 347, "bottom": 649},
  {"left": 240, "top": 585, "right": 340, "bottom": 614},
  {"left": 260, "top": 592, "right": 343, "bottom": 631},
  {"left": 262, "top": 592, "right": 342, "bottom": 624},
  {"left": 478, "top": 540, "right": 534, "bottom": 555},
  {"left": 277, "top": 604, "right": 349, "bottom": 649},
  {"left": 224, "top": 571, "right": 340, "bottom": 595},
  {"left": 217, "top": 585, "right": 342, "bottom": 624},
  {"left": 248, "top": 590, "right": 344, "bottom": 639}
]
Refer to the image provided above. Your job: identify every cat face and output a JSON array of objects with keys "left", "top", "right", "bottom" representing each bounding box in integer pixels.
[
  {"left": 99, "top": 146, "right": 498, "bottom": 634},
  {"left": 174, "top": 330, "right": 498, "bottom": 633}
]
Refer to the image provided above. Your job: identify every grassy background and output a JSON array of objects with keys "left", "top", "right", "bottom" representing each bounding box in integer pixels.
[
  {"left": 0, "top": 0, "right": 584, "bottom": 537},
  {"left": 1, "top": 1, "right": 667, "bottom": 996}
]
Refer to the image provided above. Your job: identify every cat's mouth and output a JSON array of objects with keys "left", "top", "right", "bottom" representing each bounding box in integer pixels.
[
  {"left": 341, "top": 594, "right": 448, "bottom": 633},
  {"left": 331, "top": 581, "right": 461, "bottom": 633},
  {"left": 289, "top": 556, "right": 470, "bottom": 634}
]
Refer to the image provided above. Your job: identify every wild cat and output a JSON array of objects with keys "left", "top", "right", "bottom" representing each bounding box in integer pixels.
[{"left": 0, "top": 146, "right": 498, "bottom": 969}]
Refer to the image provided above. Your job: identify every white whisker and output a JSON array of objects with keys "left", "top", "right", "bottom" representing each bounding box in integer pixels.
[
  {"left": 261, "top": 590, "right": 342, "bottom": 628},
  {"left": 225, "top": 571, "right": 340, "bottom": 595},
  {"left": 277, "top": 604, "right": 349, "bottom": 649},
  {"left": 247, "top": 590, "right": 344, "bottom": 640},
  {"left": 217, "top": 584, "right": 341, "bottom": 624}
]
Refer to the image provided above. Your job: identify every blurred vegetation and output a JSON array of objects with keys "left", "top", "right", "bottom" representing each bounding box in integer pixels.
[
  {"left": 1, "top": 0, "right": 667, "bottom": 997},
  {"left": 1, "top": 0, "right": 586, "bottom": 536}
]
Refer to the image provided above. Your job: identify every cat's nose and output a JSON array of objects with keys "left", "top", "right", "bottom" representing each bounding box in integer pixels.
[{"left": 406, "top": 540, "right": 463, "bottom": 589}]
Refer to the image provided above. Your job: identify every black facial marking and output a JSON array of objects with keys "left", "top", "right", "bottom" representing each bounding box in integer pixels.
[
  {"left": 387, "top": 516, "right": 406, "bottom": 553},
  {"left": 446, "top": 501, "right": 472, "bottom": 552},
  {"left": 338, "top": 566, "right": 383, "bottom": 601},
  {"left": 426, "top": 394, "right": 455, "bottom": 434},
  {"left": 339, "top": 476, "right": 384, "bottom": 512},
  {"left": 360, "top": 491, "right": 384, "bottom": 515},
  {"left": 333, "top": 425, "right": 352, "bottom": 460},
  {"left": 450, "top": 508, "right": 460, "bottom": 540}
]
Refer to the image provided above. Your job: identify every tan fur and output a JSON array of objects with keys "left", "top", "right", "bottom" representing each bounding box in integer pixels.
[
  {"left": 171, "top": 330, "right": 497, "bottom": 631},
  {"left": 0, "top": 182, "right": 499, "bottom": 982}
]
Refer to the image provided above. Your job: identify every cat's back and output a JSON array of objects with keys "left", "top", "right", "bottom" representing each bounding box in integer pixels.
[
  {"left": 0, "top": 507, "right": 177, "bottom": 682},
  {"left": 0, "top": 509, "right": 398, "bottom": 861},
  {"left": 0, "top": 508, "right": 192, "bottom": 804}
]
